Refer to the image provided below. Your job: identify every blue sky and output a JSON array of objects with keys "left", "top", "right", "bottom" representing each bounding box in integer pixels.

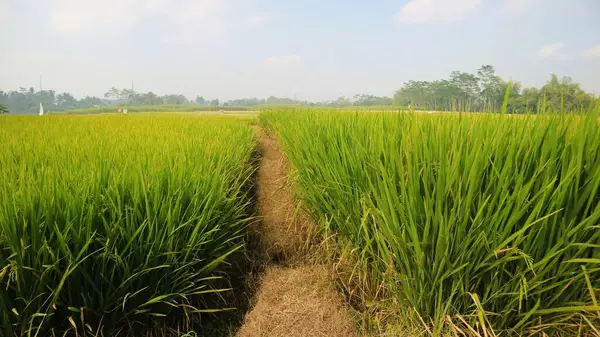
[{"left": 1, "top": 0, "right": 599, "bottom": 101}]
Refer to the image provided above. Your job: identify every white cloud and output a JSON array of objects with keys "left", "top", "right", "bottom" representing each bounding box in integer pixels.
[
  {"left": 49, "top": 0, "right": 240, "bottom": 43},
  {"left": 247, "top": 11, "right": 274, "bottom": 25},
  {"left": 537, "top": 42, "right": 565, "bottom": 59},
  {"left": 264, "top": 55, "right": 301, "bottom": 66},
  {"left": 583, "top": 44, "right": 600, "bottom": 58},
  {"left": 503, "top": 0, "right": 543, "bottom": 12},
  {"left": 395, "top": 0, "right": 481, "bottom": 24}
]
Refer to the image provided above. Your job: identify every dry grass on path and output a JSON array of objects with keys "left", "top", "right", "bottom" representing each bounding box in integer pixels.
[
  {"left": 238, "top": 266, "right": 357, "bottom": 337},
  {"left": 252, "top": 128, "right": 314, "bottom": 262},
  {"left": 237, "top": 127, "right": 357, "bottom": 337}
]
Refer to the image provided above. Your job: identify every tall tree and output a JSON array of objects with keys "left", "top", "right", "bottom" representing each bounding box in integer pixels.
[
  {"left": 515, "top": 87, "right": 540, "bottom": 113},
  {"left": 541, "top": 74, "right": 593, "bottom": 112},
  {"left": 56, "top": 92, "right": 78, "bottom": 110},
  {"left": 477, "top": 65, "right": 503, "bottom": 112},
  {"left": 104, "top": 87, "right": 121, "bottom": 101},
  {"left": 450, "top": 71, "right": 480, "bottom": 111}
]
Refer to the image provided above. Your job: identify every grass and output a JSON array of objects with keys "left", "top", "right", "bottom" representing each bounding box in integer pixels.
[
  {"left": 0, "top": 114, "right": 256, "bottom": 336},
  {"left": 261, "top": 108, "right": 600, "bottom": 335}
]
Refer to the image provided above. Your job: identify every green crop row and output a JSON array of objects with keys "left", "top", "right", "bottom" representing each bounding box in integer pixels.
[
  {"left": 262, "top": 109, "right": 600, "bottom": 335},
  {"left": 0, "top": 115, "right": 256, "bottom": 336}
]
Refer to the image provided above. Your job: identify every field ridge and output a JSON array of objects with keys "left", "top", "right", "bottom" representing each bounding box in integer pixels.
[{"left": 237, "top": 127, "right": 357, "bottom": 337}]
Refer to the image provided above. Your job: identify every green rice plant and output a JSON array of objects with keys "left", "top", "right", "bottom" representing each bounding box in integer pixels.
[
  {"left": 262, "top": 108, "right": 600, "bottom": 335},
  {"left": 0, "top": 115, "right": 256, "bottom": 336}
]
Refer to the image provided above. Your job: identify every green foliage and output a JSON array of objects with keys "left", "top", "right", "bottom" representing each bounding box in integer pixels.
[
  {"left": 351, "top": 94, "right": 393, "bottom": 106},
  {"left": 0, "top": 87, "right": 102, "bottom": 114},
  {"left": 195, "top": 95, "right": 206, "bottom": 105},
  {"left": 104, "top": 87, "right": 190, "bottom": 105},
  {"left": 0, "top": 115, "right": 256, "bottom": 336},
  {"left": 393, "top": 65, "right": 595, "bottom": 113},
  {"left": 539, "top": 74, "right": 595, "bottom": 113},
  {"left": 0, "top": 103, "right": 8, "bottom": 114},
  {"left": 225, "top": 96, "right": 313, "bottom": 106},
  {"left": 0, "top": 86, "right": 220, "bottom": 114},
  {"left": 263, "top": 108, "right": 600, "bottom": 335},
  {"left": 223, "top": 95, "right": 395, "bottom": 107}
]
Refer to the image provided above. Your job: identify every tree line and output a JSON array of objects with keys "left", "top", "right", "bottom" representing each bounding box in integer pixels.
[
  {"left": 0, "top": 87, "right": 103, "bottom": 114},
  {"left": 223, "top": 94, "right": 393, "bottom": 106},
  {"left": 102, "top": 87, "right": 222, "bottom": 107},
  {"left": 393, "top": 65, "right": 596, "bottom": 113},
  {"left": 1, "top": 65, "right": 596, "bottom": 114},
  {"left": 0, "top": 87, "right": 225, "bottom": 114}
]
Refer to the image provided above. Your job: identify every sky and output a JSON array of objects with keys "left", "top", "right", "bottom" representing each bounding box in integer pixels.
[{"left": 1, "top": 0, "right": 599, "bottom": 101}]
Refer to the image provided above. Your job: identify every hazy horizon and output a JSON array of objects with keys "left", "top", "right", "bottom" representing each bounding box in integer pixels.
[{"left": 1, "top": 0, "right": 599, "bottom": 101}]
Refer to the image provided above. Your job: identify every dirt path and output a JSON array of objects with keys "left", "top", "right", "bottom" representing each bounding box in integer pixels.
[
  {"left": 237, "top": 128, "right": 357, "bottom": 337},
  {"left": 251, "top": 132, "right": 309, "bottom": 261}
]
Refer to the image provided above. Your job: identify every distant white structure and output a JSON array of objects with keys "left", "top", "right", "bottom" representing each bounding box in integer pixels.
[
  {"left": 123, "top": 109, "right": 128, "bottom": 114},
  {"left": 39, "top": 103, "right": 44, "bottom": 116}
]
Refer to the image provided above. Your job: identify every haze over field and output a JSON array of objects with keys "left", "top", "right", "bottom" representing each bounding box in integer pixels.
[{"left": 1, "top": 0, "right": 599, "bottom": 101}]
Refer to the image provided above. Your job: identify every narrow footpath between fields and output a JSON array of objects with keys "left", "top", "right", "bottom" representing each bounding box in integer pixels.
[{"left": 237, "top": 127, "right": 358, "bottom": 337}]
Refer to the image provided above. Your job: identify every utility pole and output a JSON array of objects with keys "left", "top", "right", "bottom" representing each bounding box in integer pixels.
[
  {"left": 128, "top": 79, "right": 134, "bottom": 106},
  {"left": 39, "top": 74, "right": 44, "bottom": 116}
]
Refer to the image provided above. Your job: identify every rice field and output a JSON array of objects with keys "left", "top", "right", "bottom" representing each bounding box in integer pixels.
[
  {"left": 261, "top": 109, "right": 600, "bottom": 335},
  {"left": 0, "top": 115, "right": 256, "bottom": 336},
  {"left": 2, "top": 109, "right": 599, "bottom": 336}
]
